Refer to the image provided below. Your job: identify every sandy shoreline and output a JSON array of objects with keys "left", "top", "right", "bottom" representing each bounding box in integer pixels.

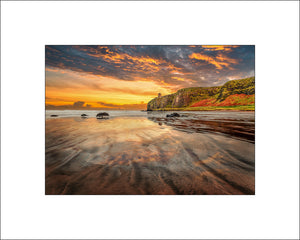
[{"left": 46, "top": 113, "right": 255, "bottom": 195}]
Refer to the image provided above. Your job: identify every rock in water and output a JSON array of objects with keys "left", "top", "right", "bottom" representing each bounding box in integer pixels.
[
  {"left": 96, "top": 112, "right": 109, "bottom": 119},
  {"left": 50, "top": 115, "right": 58, "bottom": 117},
  {"left": 166, "top": 113, "right": 180, "bottom": 117},
  {"left": 81, "top": 114, "right": 88, "bottom": 117}
]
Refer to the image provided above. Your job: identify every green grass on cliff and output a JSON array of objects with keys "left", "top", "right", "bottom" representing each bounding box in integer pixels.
[
  {"left": 216, "top": 77, "right": 255, "bottom": 101},
  {"left": 147, "top": 77, "right": 255, "bottom": 111}
]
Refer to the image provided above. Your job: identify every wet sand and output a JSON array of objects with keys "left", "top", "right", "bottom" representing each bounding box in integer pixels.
[{"left": 45, "top": 112, "right": 255, "bottom": 195}]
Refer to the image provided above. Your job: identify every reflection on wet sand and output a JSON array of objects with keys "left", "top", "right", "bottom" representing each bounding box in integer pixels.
[
  {"left": 148, "top": 115, "right": 255, "bottom": 143},
  {"left": 46, "top": 114, "right": 255, "bottom": 195}
]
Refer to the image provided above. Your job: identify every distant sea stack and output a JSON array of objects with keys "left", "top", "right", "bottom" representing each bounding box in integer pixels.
[{"left": 147, "top": 77, "right": 255, "bottom": 111}]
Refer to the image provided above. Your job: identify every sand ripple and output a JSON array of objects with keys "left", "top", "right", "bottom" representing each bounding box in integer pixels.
[{"left": 46, "top": 115, "right": 254, "bottom": 195}]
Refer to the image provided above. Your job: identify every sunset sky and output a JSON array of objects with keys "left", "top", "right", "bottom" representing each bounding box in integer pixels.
[{"left": 45, "top": 45, "right": 254, "bottom": 110}]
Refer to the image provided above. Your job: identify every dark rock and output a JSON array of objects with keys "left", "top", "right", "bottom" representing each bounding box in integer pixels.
[
  {"left": 81, "top": 114, "right": 88, "bottom": 117},
  {"left": 96, "top": 112, "right": 109, "bottom": 119},
  {"left": 166, "top": 113, "right": 180, "bottom": 118},
  {"left": 50, "top": 115, "right": 58, "bottom": 117}
]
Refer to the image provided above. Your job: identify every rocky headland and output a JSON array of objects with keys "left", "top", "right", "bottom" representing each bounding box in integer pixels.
[{"left": 147, "top": 77, "right": 255, "bottom": 111}]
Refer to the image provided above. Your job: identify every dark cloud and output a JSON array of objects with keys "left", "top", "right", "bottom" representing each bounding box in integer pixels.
[
  {"left": 73, "top": 101, "right": 85, "bottom": 107},
  {"left": 97, "top": 101, "right": 146, "bottom": 110},
  {"left": 97, "top": 101, "right": 117, "bottom": 108},
  {"left": 46, "top": 45, "right": 255, "bottom": 88},
  {"left": 46, "top": 101, "right": 92, "bottom": 110}
]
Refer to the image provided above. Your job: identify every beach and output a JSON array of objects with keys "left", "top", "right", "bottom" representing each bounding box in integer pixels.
[{"left": 45, "top": 110, "right": 255, "bottom": 195}]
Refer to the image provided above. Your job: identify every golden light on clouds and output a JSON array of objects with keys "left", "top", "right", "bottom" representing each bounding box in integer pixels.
[
  {"left": 45, "top": 45, "right": 254, "bottom": 109},
  {"left": 201, "top": 45, "right": 239, "bottom": 51},
  {"left": 189, "top": 52, "right": 239, "bottom": 70},
  {"left": 46, "top": 68, "right": 171, "bottom": 109}
]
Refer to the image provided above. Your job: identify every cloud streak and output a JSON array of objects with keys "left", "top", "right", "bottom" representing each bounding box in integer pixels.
[{"left": 189, "top": 52, "right": 239, "bottom": 70}]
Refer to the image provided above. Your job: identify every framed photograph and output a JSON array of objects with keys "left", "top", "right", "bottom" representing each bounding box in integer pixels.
[{"left": 45, "top": 45, "right": 255, "bottom": 195}]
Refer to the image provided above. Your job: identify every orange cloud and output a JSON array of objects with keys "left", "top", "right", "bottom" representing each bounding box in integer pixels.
[
  {"left": 79, "top": 46, "right": 115, "bottom": 58},
  {"left": 84, "top": 47, "right": 183, "bottom": 74},
  {"left": 103, "top": 53, "right": 164, "bottom": 73},
  {"left": 167, "top": 64, "right": 184, "bottom": 73},
  {"left": 215, "top": 54, "right": 238, "bottom": 64},
  {"left": 189, "top": 52, "right": 238, "bottom": 70},
  {"left": 202, "top": 45, "right": 239, "bottom": 51},
  {"left": 172, "top": 76, "right": 185, "bottom": 82},
  {"left": 46, "top": 67, "right": 65, "bottom": 73}
]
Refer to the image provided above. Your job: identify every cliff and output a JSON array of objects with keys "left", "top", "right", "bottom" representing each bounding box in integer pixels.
[{"left": 147, "top": 77, "right": 255, "bottom": 111}]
